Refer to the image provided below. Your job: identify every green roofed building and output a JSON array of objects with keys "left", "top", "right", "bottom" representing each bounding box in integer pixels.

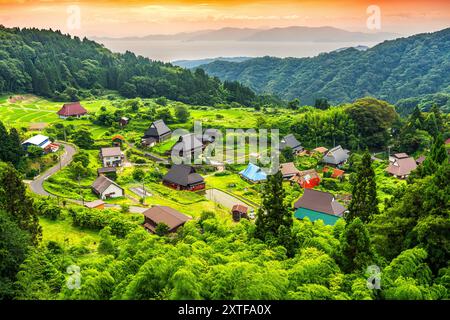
[{"left": 294, "top": 189, "right": 347, "bottom": 226}]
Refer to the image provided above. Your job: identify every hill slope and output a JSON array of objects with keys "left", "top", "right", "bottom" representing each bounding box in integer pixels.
[
  {"left": 200, "top": 28, "right": 450, "bottom": 106},
  {"left": 0, "top": 27, "right": 256, "bottom": 106}
]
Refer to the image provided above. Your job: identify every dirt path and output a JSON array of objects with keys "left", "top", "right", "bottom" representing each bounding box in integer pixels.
[{"left": 205, "top": 188, "right": 255, "bottom": 213}]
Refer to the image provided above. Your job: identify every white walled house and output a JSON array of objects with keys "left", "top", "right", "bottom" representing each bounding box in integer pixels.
[
  {"left": 100, "top": 147, "right": 124, "bottom": 167},
  {"left": 91, "top": 175, "right": 124, "bottom": 200}
]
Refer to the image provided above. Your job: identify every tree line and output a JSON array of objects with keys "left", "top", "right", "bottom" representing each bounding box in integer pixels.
[{"left": 0, "top": 26, "right": 260, "bottom": 107}]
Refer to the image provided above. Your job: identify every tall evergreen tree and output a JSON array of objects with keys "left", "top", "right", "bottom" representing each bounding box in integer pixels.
[
  {"left": 7, "top": 128, "right": 24, "bottom": 166},
  {"left": 0, "top": 163, "right": 41, "bottom": 244},
  {"left": 430, "top": 104, "right": 443, "bottom": 134},
  {"left": 0, "top": 121, "right": 9, "bottom": 162},
  {"left": 338, "top": 217, "right": 375, "bottom": 273},
  {"left": 255, "top": 170, "right": 294, "bottom": 252},
  {"left": 346, "top": 152, "right": 379, "bottom": 223},
  {"left": 409, "top": 106, "right": 424, "bottom": 130}
]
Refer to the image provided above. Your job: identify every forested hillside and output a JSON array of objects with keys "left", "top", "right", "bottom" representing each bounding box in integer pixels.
[
  {"left": 200, "top": 28, "right": 450, "bottom": 108},
  {"left": 0, "top": 27, "right": 257, "bottom": 106}
]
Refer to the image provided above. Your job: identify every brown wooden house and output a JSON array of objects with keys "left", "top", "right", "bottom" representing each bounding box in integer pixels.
[{"left": 142, "top": 205, "right": 192, "bottom": 234}]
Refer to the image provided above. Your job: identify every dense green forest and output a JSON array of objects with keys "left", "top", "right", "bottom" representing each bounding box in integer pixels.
[
  {"left": 0, "top": 26, "right": 260, "bottom": 106},
  {"left": 199, "top": 28, "right": 450, "bottom": 110}
]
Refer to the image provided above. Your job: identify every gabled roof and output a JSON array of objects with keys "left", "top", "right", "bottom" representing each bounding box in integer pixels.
[
  {"left": 386, "top": 155, "right": 417, "bottom": 176},
  {"left": 91, "top": 175, "right": 123, "bottom": 194},
  {"left": 322, "top": 145, "right": 350, "bottom": 165},
  {"left": 240, "top": 163, "right": 267, "bottom": 182},
  {"left": 144, "top": 119, "right": 171, "bottom": 138},
  {"left": 100, "top": 147, "right": 122, "bottom": 158},
  {"left": 294, "top": 189, "right": 346, "bottom": 216},
  {"left": 280, "top": 134, "right": 302, "bottom": 151},
  {"left": 163, "top": 164, "right": 204, "bottom": 186},
  {"left": 280, "top": 162, "right": 300, "bottom": 177},
  {"left": 22, "top": 134, "right": 50, "bottom": 148},
  {"left": 172, "top": 133, "right": 203, "bottom": 154},
  {"left": 290, "top": 169, "right": 320, "bottom": 184},
  {"left": 57, "top": 102, "right": 87, "bottom": 116},
  {"left": 143, "top": 205, "right": 192, "bottom": 232}
]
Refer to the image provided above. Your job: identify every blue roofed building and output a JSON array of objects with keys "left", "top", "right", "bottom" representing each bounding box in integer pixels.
[{"left": 239, "top": 163, "right": 267, "bottom": 183}]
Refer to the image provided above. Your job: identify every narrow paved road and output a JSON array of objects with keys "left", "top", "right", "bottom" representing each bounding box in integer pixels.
[
  {"left": 29, "top": 142, "right": 77, "bottom": 196},
  {"left": 27, "top": 142, "right": 148, "bottom": 214}
]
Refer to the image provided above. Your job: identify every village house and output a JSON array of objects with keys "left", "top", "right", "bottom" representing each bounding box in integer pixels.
[
  {"left": 163, "top": 164, "right": 205, "bottom": 191},
  {"left": 240, "top": 163, "right": 267, "bottom": 183},
  {"left": 386, "top": 153, "right": 417, "bottom": 179},
  {"left": 91, "top": 175, "right": 124, "bottom": 200},
  {"left": 142, "top": 119, "right": 172, "bottom": 147},
  {"left": 22, "top": 134, "right": 59, "bottom": 153},
  {"left": 142, "top": 205, "right": 192, "bottom": 234},
  {"left": 84, "top": 200, "right": 105, "bottom": 210},
  {"left": 231, "top": 204, "right": 249, "bottom": 222},
  {"left": 111, "top": 134, "right": 125, "bottom": 147},
  {"left": 57, "top": 102, "right": 88, "bottom": 119},
  {"left": 280, "top": 134, "right": 303, "bottom": 154},
  {"left": 290, "top": 169, "right": 321, "bottom": 189},
  {"left": 99, "top": 147, "right": 124, "bottom": 167},
  {"left": 171, "top": 133, "right": 204, "bottom": 158},
  {"left": 280, "top": 162, "right": 300, "bottom": 180},
  {"left": 294, "top": 189, "right": 346, "bottom": 226},
  {"left": 322, "top": 145, "right": 350, "bottom": 167}
]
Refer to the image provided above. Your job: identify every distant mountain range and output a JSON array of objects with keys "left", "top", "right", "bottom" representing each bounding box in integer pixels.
[
  {"left": 173, "top": 57, "right": 252, "bottom": 69},
  {"left": 198, "top": 28, "right": 450, "bottom": 106},
  {"left": 93, "top": 26, "right": 399, "bottom": 43}
]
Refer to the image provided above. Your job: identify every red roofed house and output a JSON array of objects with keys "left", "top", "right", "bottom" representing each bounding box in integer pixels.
[
  {"left": 290, "top": 169, "right": 321, "bottom": 189},
  {"left": 57, "top": 102, "right": 88, "bottom": 119}
]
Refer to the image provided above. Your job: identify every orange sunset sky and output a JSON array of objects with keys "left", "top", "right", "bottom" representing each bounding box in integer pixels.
[{"left": 0, "top": 0, "right": 449, "bottom": 37}]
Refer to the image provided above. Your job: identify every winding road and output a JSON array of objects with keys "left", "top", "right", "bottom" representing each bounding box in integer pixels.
[
  {"left": 29, "top": 142, "right": 77, "bottom": 196},
  {"left": 27, "top": 142, "right": 148, "bottom": 214}
]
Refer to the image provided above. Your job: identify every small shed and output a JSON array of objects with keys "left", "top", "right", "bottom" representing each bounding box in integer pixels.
[
  {"left": 84, "top": 200, "right": 105, "bottom": 210},
  {"left": 231, "top": 204, "right": 248, "bottom": 222}
]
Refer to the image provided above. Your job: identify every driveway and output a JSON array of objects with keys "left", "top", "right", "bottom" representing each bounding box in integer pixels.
[{"left": 29, "top": 142, "right": 77, "bottom": 196}]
